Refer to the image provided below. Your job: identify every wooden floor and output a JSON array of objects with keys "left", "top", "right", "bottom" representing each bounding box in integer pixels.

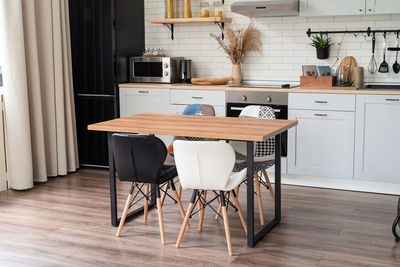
[{"left": 0, "top": 169, "right": 399, "bottom": 266}]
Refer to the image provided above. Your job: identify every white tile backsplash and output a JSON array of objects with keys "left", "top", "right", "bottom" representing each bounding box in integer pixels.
[{"left": 145, "top": 0, "right": 400, "bottom": 82}]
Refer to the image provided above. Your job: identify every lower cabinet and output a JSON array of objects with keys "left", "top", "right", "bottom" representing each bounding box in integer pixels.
[
  {"left": 354, "top": 95, "right": 400, "bottom": 183},
  {"left": 288, "top": 109, "right": 355, "bottom": 179},
  {"left": 119, "top": 87, "right": 173, "bottom": 145}
]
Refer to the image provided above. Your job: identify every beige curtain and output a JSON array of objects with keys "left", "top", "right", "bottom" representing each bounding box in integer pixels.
[{"left": 0, "top": 0, "right": 78, "bottom": 190}]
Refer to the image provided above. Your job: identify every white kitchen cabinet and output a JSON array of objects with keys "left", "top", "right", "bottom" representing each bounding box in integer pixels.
[
  {"left": 302, "top": 0, "right": 400, "bottom": 16},
  {"left": 304, "top": 0, "right": 365, "bottom": 16},
  {"left": 366, "top": 0, "right": 400, "bottom": 14},
  {"left": 170, "top": 89, "right": 226, "bottom": 116},
  {"left": 354, "top": 95, "right": 400, "bottom": 183},
  {"left": 119, "top": 87, "right": 173, "bottom": 145},
  {"left": 288, "top": 109, "right": 355, "bottom": 179}
]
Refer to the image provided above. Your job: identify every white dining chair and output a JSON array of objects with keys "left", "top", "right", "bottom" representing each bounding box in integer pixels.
[
  {"left": 229, "top": 105, "right": 276, "bottom": 226},
  {"left": 173, "top": 140, "right": 247, "bottom": 256}
]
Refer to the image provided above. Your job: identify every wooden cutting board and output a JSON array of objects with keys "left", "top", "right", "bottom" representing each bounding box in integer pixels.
[
  {"left": 191, "top": 77, "right": 232, "bottom": 85},
  {"left": 339, "top": 56, "right": 356, "bottom": 81}
]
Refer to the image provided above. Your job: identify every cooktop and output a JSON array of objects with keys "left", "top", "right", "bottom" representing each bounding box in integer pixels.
[
  {"left": 357, "top": 84, "right": 400, "bottom": 90},
  {"left": 231, "top": 80, "right": 300, "bottom": 89}
]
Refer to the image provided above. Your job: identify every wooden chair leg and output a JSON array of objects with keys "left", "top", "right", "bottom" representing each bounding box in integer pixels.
[
  {"left": 214, "top": 191, "right": 221, "bottom": 221},
  {"left": 235, "top": 185, "right": 240, "bottom": 196},
  {"left": 178, "top": 182, "right": 182, "bottom": 199},
  {"left": 116, "top": 183, "right": 136, "bottom": 237},
  {"left": 262, "top": 169, "right": 275, "bottom": 203},
  {"left": 199, "top": 191, "right": 207, "bottom": 232},
  {"left": 232, "top": 190, "right": 247, "bottom": 235},
  {"left": 176, "top": 190, "right": 198, "bottom": 248},
  {"left": 156, "top": 185, "right": 166, "bottom": 244},
  {"left": 144, "top": 183, "right": 150, "bottom": 222},
  {"left": 254, "top": 172, "right": 265, "bottom": 226},
  {"left": 220, "top": 191, "right": 233, "bottom": 256},
  {"left": 160, "top": 181, "right": 169, "bottom": 205},
  {"left": 170, "top": 181, "right": 186, "bottom": 221}
]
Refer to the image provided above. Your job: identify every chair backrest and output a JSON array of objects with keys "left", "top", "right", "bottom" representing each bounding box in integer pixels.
[
  {"left": 173, "top": 140, "right": 235, "bottom": 191},
  {"left": 177, "top": 104, "right": 216, "bottom": 141},
  {"left": 112, "top": 134, "right": 167, "bottom": 183},
  {"left": 231, "top": 105, "right": 276, "bottom": 159},
  {"left": 182, "top": 104, "right": 215, "bottom": 116}
]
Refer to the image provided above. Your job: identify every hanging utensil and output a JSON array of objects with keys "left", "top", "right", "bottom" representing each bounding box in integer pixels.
[
  {"left": 368, "top": 33, "right": 377, "bottom": 74},
  {"left": 393, "top": 32, "right": 400, "bottom": 74},
  {"left": 378, "top": 32, "right": 389, "bottom": 73}
]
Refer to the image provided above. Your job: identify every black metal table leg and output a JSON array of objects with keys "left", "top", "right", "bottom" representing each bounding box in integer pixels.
[
  {"left": 246, "top": 141, "right": 255, "bottom": 247},
  {"left": 393, "top": 197, "right": 400, "bottom": 242},
  {"left": 247, "top": 134, "right": 282, "bottom": 247},
  {"left": 107, "top": 132, "right": 155, "bottom": 227}
]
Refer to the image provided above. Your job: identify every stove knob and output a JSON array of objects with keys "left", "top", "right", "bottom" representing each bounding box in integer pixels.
[
  {"left": 164, "top": 63, "right": 169, "bottom": 68},
  {"left": 266, "top": 96, "right": 272, "bottom": 102},
  {"left": 241, "top": 95, "right": 247, "bottom": 101},
  {"left": 164, "top": 71, "right": 169, "bottom": 76}
]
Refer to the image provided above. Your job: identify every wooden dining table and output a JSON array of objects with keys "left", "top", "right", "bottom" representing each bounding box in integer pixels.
[{"left": 88, "top": 113, "right": 298, "bottom": 247}]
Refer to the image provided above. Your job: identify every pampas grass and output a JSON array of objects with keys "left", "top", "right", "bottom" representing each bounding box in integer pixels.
[{"left": 211, "top": 22, "right": 262, "bottom": 64}]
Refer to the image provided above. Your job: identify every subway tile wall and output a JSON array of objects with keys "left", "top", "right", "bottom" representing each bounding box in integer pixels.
[{"left": 145, "top": 0, "right": 400, "bottom": 82}]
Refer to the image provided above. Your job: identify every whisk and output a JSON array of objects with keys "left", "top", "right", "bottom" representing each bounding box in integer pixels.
[{"left": 368, "top": 33, "right": 377, "bottom": 74}]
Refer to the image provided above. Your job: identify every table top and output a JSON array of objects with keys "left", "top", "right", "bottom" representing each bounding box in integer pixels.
[{"left": 88, "top": 113, "right": 298, "bottom": 142}]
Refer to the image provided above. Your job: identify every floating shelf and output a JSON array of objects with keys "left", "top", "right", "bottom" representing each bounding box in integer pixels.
[{"left": 150, "top": 17, "right": 232, "bottom": 40}]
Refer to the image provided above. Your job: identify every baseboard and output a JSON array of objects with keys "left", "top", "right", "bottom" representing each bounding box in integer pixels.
[{"left": 267, "top": 173, "right": 400, "bottom": 195}]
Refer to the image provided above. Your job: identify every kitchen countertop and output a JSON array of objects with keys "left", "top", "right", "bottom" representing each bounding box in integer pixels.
[{"left": 119, "top": 82, "right": 400, "bottom": 95}]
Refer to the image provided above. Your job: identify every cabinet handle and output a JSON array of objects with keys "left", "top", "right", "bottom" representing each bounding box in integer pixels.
[
  {"left": 230, "top": 107, "right": 244, "bottom": 111},
  {"left": 138, "top": 90, "right": 149, "bottom": 94},
  {"left": 314, "top": 113, "right": 328, "bottom": 117},
  {"left": 386, "top": 98, "right": 400, "bottom": 102},
  {"left": 192, "top": 96, "right": 203, "bottom": 99},
  {"left": 315, "top": 100, "right": 328, "bottom": 104}
]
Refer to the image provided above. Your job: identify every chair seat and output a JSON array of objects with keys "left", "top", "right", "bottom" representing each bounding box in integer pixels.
[
  {"left": 225, "top": 168, "right": 247, "bottom": 191},
  {"left": 158, "top": 165, "right": 178, "bottom": 184},
  {"left": 233, "top": 160, "right": 275, "bottom": 173}
]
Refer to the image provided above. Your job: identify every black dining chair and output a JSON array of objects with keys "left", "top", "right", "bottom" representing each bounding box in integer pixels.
[{"left": 112, "top": 134, "right": 186, "bottom": 244}]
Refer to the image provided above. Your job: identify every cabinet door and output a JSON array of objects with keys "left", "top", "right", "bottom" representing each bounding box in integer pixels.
[
  {"left": 354, "top": 95, "right": 400, "bottom": 183},
  {"left": 288, "top": 110, "right": 355, "bottom": 179},
  {"left": 119, "top": 87, "right": 173, "bottom": 145},
  {"left": 306, "top": 0, "right": 365, "bottom": 16},
  {"left": 366, "top": 0, "right": 400, "bottom": 14}
]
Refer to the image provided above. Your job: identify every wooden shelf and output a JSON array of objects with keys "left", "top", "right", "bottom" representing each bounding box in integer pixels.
[
  {"left": 150, "top": 17, "right": 232, "bottom": 24},
  {"left": 150, "top": 17, "right": 232, "bottom": 40}
]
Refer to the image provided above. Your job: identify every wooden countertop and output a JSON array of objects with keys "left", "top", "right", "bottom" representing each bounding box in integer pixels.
[
  {"left": 119, "top": 83, "right": 400, "bottom": 95},
  {"left": 88, "top": 113, "right": 298, "bottom": 142}
]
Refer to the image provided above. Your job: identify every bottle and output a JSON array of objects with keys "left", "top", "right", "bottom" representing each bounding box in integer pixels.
[
  {"left": 184, "top": 0, "right": 192, "bottom": 18},
  {"left": 213, "top": 2, "right": 223, "bottom": 17},
  {"left": 200, "top": 2, "right": 210, "bottom": 18},
  {"left": 166, "top": 0, "right": 174, "bottom": 19}
]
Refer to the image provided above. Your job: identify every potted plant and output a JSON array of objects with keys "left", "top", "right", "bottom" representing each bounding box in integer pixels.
[
  {"left": 211, "top": 23, "right": 262, "bottom": 86},
  {"left": 309, "top": 33, "right": 333, "bottom": 60}
]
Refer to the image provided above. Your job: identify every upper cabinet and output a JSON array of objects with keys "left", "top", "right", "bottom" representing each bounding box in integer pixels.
[
  {"left": 366, "top": 0, "right": 400, "bottom": 15},
  {"left": 301, "top": 0, "right": 400, "bottom": 16},
  {"left": 304, "top": 0, "right": 365, "bottom": 16}
]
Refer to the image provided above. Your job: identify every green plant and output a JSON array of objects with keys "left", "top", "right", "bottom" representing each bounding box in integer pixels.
[{"left": 309, "top": 34, "right": 333, "bottom": 49}]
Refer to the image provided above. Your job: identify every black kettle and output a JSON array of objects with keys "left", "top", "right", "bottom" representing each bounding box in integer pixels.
[{"left": 179, "top": 59, "right": 192, "bottom": 83}]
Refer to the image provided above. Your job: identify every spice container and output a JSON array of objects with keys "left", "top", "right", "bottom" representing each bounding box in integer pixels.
[
  {"left": 165, "top": 0, "right": 175, "bottom": 19},
  {"left": 213, "top": 2, "right": 223, "bottom": 17},
  {"left": 200, "top": 2, "right": 210, "bottom": 18}
]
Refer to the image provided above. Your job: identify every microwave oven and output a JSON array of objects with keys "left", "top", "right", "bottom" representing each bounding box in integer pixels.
[{"left": 129, "top": 57, "right": 183, "bottom": 83}]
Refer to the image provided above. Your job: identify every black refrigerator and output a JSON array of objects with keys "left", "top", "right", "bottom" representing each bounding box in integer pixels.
[{"left": 69, "top": 0, "right": 144, "bottom": 167}]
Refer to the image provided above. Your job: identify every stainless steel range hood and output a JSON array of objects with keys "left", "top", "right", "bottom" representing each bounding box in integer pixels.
[{"left": 231, "top": 0, "right": 299, "bottom": 17}]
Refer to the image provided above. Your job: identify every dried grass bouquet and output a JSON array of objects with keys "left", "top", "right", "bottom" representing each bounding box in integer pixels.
[{"left": 211, "top": 22, "right": 263, "bottom": 64}]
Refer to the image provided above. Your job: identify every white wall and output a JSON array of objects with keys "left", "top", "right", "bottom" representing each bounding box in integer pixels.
[{"left": 145, "top": 0, "right": 400, "bottom": 83}]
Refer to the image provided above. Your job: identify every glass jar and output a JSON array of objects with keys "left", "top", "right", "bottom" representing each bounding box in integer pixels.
[
  {"left": 213, "top": 2, "right": 223, "bottom": 17},
  {"left": 200, "top": 2, "right": 210, "bottom": 18}
]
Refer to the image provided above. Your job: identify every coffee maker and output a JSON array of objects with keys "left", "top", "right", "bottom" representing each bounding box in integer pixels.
[{"left": 179, "top": 59, "right": 192, "bottom": 83}]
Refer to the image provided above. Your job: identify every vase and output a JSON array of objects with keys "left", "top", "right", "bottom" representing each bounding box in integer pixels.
[
  {"left": 183, "top": 0, "right": 192, "bottom": 18},
  {"left": 316, "top": 47, "right": 329, "bottom": 59},
  {"left": 232, "top": 64, "right": 242, "bottom": 86},
  {"left": 166, "top": 0, "right": 175, "bottom": 19}
]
